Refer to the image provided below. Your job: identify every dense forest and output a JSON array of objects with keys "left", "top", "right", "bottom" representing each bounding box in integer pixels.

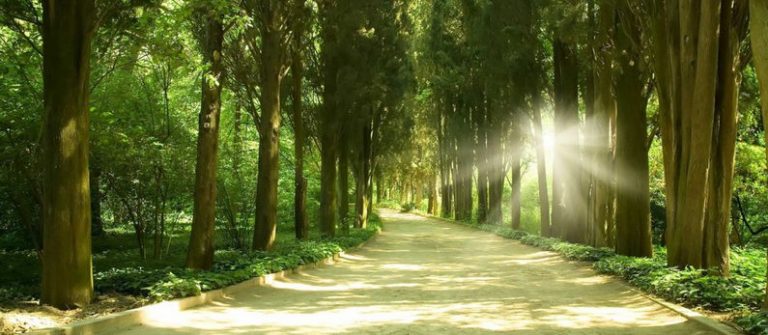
[{"left": 2, "top": 0, "right": 768, "bottom": 334}]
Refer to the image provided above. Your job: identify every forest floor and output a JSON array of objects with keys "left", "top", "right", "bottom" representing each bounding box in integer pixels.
[{"left": 107, "top": 209, "right": 721, "bottom": 335}]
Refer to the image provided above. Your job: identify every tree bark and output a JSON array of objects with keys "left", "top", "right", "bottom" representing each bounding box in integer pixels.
[
  {"left": 355, "top": 124, "right": 372, "bottom": 228},
  {"left": 587, "top": 0, "right": 616, "bottom": 247},
  {"left": 291, "top": 5, "right": 308, "bottom": 240},
  {"left": 41, "top": 0, "right": 96, "bottom": 308},
  {"left": 253, "top": 2, "right": 284, "bottom": 251},
  {"left": 651, "top": 0, "right": 742, "bottom": 273},
  {"left": 531, "top": 96, "right": 551, "bottom": 237},
  {"left": 613, "top": 0, "right": 652, "bottom": 257},
  {"left": 338, "top": 128, "right": 349, "bottom": 232},
  {"left": 187, "top": 14, "right": 224, "bottom": 269},
  {"left": 552, "top": 35, "right": 586, "bottom": 243},
  {"left": 319, "top": 2, "right": 339, "bottom": 238},
  {"left": 748, "top": 0, "right": 768, "bottom": 304}
]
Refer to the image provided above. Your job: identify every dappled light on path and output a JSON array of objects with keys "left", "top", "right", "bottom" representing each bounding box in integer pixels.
[{"left": 111, "top": 210, "right": 716, "bottom": 335}]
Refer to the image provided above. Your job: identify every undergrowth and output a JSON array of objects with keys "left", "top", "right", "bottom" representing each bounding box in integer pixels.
[{"left": 0, "top": 216, "right": 381, "bottom": 305}]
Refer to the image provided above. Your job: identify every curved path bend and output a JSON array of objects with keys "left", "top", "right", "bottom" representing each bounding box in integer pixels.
[{"left": 112, "top": 209, "right": 718, "bottom": 335}]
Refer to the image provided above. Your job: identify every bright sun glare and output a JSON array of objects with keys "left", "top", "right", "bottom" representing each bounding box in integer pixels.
[{"left": 542, "top": 131, "right": 556, "bottom": 154}]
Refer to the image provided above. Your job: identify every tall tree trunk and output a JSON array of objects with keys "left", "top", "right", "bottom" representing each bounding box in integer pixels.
[
  {"left": 338, "top": 129, "right": 349, "bottom": 232},
  {"left": 748, "top": 0, "right": 768, "bottom": 304},
  {"left": 427, "top": 174, "right": 437, "bottom": 215},
  {"left": 651, "top": 0, "right": 741, "bottom": 273},
  {"left": 613, "top": 1, "right": 652, "bottom": 257},
  {"left": 531, "top": 96, "right": 551, "bottom": 237},
  {"left": 456, "top": 101, "right": 474, "bottom": 222},
  {"left": 487, "top": 111, "right": 504, "bottom": 226},
  {"left": 41, "top": 0, "right": 96, "bottom": 308},
  {"left": 702, "top": 0, "right": 746, "bottom": 275},
  {"left": 475, "top": 105, "right": 489, "bottom": 223},
  {"left": 319, "top": 2, "right": 339, "bottom": 238},
  {"left": 187, "top": 14, "right": 224, "bottom": 269},
  {"left": 291, "top": 6, "right": 308, "bottom": 240},
  {"left": 355, "top": 124, "right": 372, "bottom": 228},
  {"left": 552, "top": 35, "right": 586, "bottom": 243},
  {"left": 253, "top": 3, "right": 284, "bottom": 251},
  {"left": 587, "top": 0, "right": 616, "bottom": 247},
  {"left": 439, "top": 105, "right": 453, "bottom": 218}
]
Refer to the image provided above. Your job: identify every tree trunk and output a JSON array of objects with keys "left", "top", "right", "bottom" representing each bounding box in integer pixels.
[
  {"left": 475, "top": 106, "right": 489, "bottom": 223},
  {"left": 41, "top": 0, "right": 96, "bottom": 308},
  {"left": 339, "top": 129, "right": 349, "bottom": 232},
  {"left": 253, "top": 3, "right": 284, "bottom": 251},
  {"left": 319, "top": 2, "right": 339, "bottom": 238},
  {"left": 486, "top": 111, "right": 504, "bottom": 226},
  {"left": 613, "top": 1, "right": 652, "bottom": 257},
  {"left": 291, "top": 10, "right": 308, "bottom": 240},
  {"left": 652, "top": 0, "right": 742, "bottom": 273},
  {"left": 187, "top": 14, "right": 224, "bottom": 269},
  {"left": 531, "top": 96, "right": 551, "bottom": 237},
  {"left": 748, "top": 0, "right": 768, "bottom": 304},
  {"left": 355, "top": 124, "right": 372, "bottom": 228},
  {"left": 587, "top": 0, "right": 616, "bottom": 248},
  {"left": 427, "top": 174, "right": 437, "bottom": 215},
  {"left": 552, "top": 35, "right": 586, "bottom": 243}
]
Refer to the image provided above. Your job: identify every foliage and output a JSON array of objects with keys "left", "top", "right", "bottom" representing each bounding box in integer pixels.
[{"left": 0, "top": 217, "right": 380, "bottom": 304}]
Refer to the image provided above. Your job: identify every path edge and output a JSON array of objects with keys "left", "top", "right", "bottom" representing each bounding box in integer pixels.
[
  {"left": 27, "top": 228, "right": 380, "bottom": 335},
  {"left": 407, "top": 210, "right": 742, "bottom": 335}
]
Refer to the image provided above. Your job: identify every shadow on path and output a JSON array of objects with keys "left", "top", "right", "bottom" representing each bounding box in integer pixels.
[{"left": 110, "top": 210, "right": 717, "bottom": 335}]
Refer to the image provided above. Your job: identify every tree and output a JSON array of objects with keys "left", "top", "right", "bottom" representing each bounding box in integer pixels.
[
  {"left": 649, "top": 0, "right": 747, "bottom": 274},
  {"left": 40, "top": 0, "right": 96, "bottom": 308},
  {"left": 252, "top": 0, "right": 289, "bottom": 251},
  {"left": 748, "top": 0, "right": 768, "bottom": 308},
  {"left": 319, "top": 0, "right": 340, "bottom": 238},
  {"left": 290, "top": 0, "right": 309, "bottom": 240},
  {"left": 186, "top": 9, "right": 224, "bottom": 270},
  {"left": 612, "top": 0, "right": 652, "bottom": 257},
  {"left": 551, "top": 32, "right": 586, "bottom": 243},
  {"left": 586, "top": 0, "right": 615, "bottom": 248}
]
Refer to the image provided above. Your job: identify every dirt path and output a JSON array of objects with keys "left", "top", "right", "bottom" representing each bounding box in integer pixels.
[{"left": 111, "top": 210, "right": 719, "bottom": 334}]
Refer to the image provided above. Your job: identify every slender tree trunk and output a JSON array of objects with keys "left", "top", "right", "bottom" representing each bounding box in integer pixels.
[
  {"left": 355, "top": 124, "right": 372, "bottom": 228},
  {"left": 748, "top": 0, "right": 768, "bottom": 304},
  {"left": 291, "top": 8, "right": 308, "bottom": 240},
  {"left": 41, "top": 0, "right": 96, "bottom": 308},
  {"left": 338, "top": 130, "right": 349, "bottom": 232},
  {"left": 187, "top": 14, "right": 224, "bottom": 269},
  {"left": 487, "top": 111, "right": 504, "bottom": 226},
  {"left": 552, "top": 35, "right": 586, "bottom": 243},
  {"left": 531, "top": 96, "right": 551, "bottom": 237},
  {"left": 702, "top": 0, "right": 746, "bottom": 276},
  {"left": 319, "top": 3, "right": 339, "bottom": 238},
  {"left": 613, "top": 1, "right": 652, "bottom": 257},
  {"left": 253, "top": 4, "right": 284, "bottom": 251},
  {"left": 475, "top": 106, "right": 489, "bottom": 223},
  {"left": 588, "top": 0, "right": 615, "bottom": 247}
]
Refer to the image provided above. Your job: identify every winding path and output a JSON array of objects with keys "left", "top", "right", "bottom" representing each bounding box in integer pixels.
[{"left": 111, "top": 209, "right": 719, "bottom": 334}]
